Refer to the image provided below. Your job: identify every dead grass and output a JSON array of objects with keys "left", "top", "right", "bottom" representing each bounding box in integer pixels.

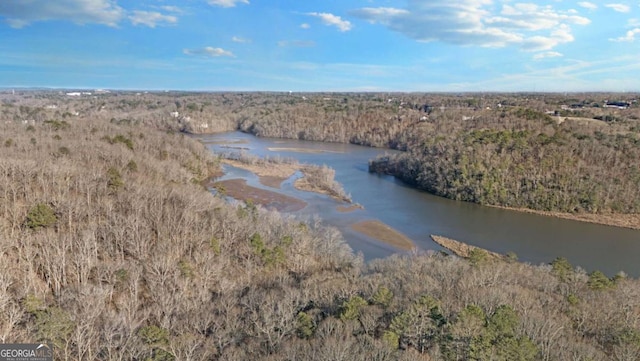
[{"left": 351, "top": 220, "right": 415, "bottom": 251}]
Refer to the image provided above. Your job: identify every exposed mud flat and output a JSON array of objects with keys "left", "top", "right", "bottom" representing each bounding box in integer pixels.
[{"left": 214, "top": 179, "right": 307, "bottom": 212}]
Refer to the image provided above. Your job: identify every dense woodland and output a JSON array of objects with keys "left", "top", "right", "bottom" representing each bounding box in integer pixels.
[
  {"left": 1, "top": 93, "right": 640, "bottom": 360},
  {"left": 3, "top": 90, "right": 637, "bottom": 215},
  {"left": 369, "top": 108, "right": 640, "bottom": 213}
]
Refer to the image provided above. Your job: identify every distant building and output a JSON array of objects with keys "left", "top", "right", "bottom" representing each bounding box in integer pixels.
[
  {"left": 66, "top": 92, "right": 81, "bottom": 97},
  {"left": 603, "top": 101, "right": 630, "bottom": 109}
]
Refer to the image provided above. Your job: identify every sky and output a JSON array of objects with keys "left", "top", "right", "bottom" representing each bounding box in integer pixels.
[{"left": 0, "top": 0, "right": 639, "bottom": 92}]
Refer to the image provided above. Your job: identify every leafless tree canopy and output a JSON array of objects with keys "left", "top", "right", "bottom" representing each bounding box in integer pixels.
[{"left": 1, "top": 91, "right": 639, "bottom": 360}]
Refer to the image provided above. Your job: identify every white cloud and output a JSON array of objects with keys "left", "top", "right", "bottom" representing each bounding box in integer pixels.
[
  {"left": 159, "top": 6, "right": 184, "bottom": 14},
  {"left": 277, "top": 40, "right": 316, "bottom": 47},
  {"left": 183, "top": 47, "right": 235, "bottom": 57},
  {"left": 577, "top": 2, "right": 598, "bottom": 10},
  {"left": 207, "top": 0, "right": 249, "bottom": 8},
  {"left": 0, "top": 0, "right": 124, "bottom": 28},
  {"left": 610, "top": 28, "right": 640, "bottom": 42},
  {"left": 533, "top": 51, "right": 563, "bottom": 60},
  {"left": 605, "top": 4, "right": 631, "bottom": 13},
  {"left": 306, "top": 12, "right": 352, "bottom": 32},
  {"left": 351, "top": 0, "right": 590, "bottom": 50},
  {"left": 232, "top": 36, "right": 251, "bottom": 43},
  {"left": 629, "top": 18, "right": 640, "bottom": 27},
  {"left": 300, "top": 23, "right": 310, "bottom": 29},
  {"left": 129, "top": 11, "right": 177, "bottom": 28}
]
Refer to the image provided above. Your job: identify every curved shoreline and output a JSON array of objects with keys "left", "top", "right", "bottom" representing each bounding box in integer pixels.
[{"left": 488, "top": 205, "right": 640, "bottom": 230}]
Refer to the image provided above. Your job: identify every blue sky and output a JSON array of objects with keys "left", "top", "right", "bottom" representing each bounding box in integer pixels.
[{"left": 0, "top": 0, "right": 639, "bottom": 92}]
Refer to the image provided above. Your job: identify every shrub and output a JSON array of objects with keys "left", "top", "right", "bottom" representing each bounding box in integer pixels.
[
  {"left": 25, "top": 203, "right": 57, "bottom": 229},
  {"left": 296, "top": 312, "right": 315, "bottom": 339},
  {"left": 43, "top": 120, "right": 70, "bottom": 130},
  {"left": 107, "top": 167, "right": 124, "bottom": 191},
  {"left": 126, "top": 160, "right": 138, "bottom": 172},
  {"left": 587, "top": 270, "right": 614, "bottom": 290},
  {"left": 58, "top": 146, "right": 70, "bottom": 156},
  {"left": 340, "top": 295, "right": 368, "bottom": 321},
  {"left": 372, "top": 286, "right": 394, "bottom": 308}
]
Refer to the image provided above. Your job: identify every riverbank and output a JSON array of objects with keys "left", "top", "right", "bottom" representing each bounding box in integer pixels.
[{"left": 489, "top": 205, "right": 640, "bottom": 230}]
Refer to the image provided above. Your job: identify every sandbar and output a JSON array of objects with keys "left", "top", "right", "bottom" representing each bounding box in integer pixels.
[
  {"left": 351, "top": 220, "right": 415, "bottom": 251},
  {"left": 214, "top": 179, "right": 306, "bottom": 212},
  {"left": 268, "top": 147, "right": 344, "bottom": 154},
  {"left": 221, "top": 159, "right": 296, "bottom": 189},
  {"left": 337, "top": 204, "right": 364, "bottom": 213},
  {"left": 430, "top": 235, "right": 503, "bottom": 260}
]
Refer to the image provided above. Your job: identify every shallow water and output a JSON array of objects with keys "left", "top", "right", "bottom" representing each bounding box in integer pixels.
[{"left": 197, "top": 131, "right": 640, "bottom": 277}]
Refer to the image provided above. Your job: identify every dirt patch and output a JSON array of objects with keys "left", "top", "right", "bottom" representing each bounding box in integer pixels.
[
  {"left": 351, "top": 220, "right": 415, "bottom": 251},
  {"left": 490, "top": 205, "right": 640, "bottom": 230},
  {"left": 213, "top": 179, "right": 307, "bottom": 212},
  {"left": 430, "top": 235, "right": 503, "bottom": 260},
  {"left": 337, "top": 204, "right": 364, "bottom": 213}
]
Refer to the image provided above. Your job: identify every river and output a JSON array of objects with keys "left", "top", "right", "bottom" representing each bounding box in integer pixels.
[{"left": 196, "top": 131, "right": 640, "bottom": 277}]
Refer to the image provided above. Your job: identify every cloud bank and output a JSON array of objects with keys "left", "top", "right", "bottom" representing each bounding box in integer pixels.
[
  {"left": 129, "top": 11, "right": 177, "bottom": 28},
  {"left": 0, "top": 0, "right": 124, "bottom": 28},
  {"left": 306, "top": 12, "right": 352, "bottom": 32},
  {"left": 0, "top": 0, "right": 179, "bottom": 28},
  {"left": 351, "top": 0, "right": 590, "bottom": 52}
]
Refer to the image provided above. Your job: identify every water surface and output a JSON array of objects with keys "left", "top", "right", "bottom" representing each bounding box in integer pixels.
[{"left": 197, "top": 131, "right": 640, "bottom": 277}]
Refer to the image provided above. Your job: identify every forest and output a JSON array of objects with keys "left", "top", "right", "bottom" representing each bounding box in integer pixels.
[
  {"left": 1, "top": 91, "right": 640, "bottom": 360},
  {"left": 4, "top": 90, "right": 637, "bottom": 217},
  {"left": 369, "top": 107, "right": 640, "bottom": 214}
]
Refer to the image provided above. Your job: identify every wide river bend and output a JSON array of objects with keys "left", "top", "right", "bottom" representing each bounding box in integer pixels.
[{"left": 196, "top": 131, "right": 640, "bottom": 277}]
